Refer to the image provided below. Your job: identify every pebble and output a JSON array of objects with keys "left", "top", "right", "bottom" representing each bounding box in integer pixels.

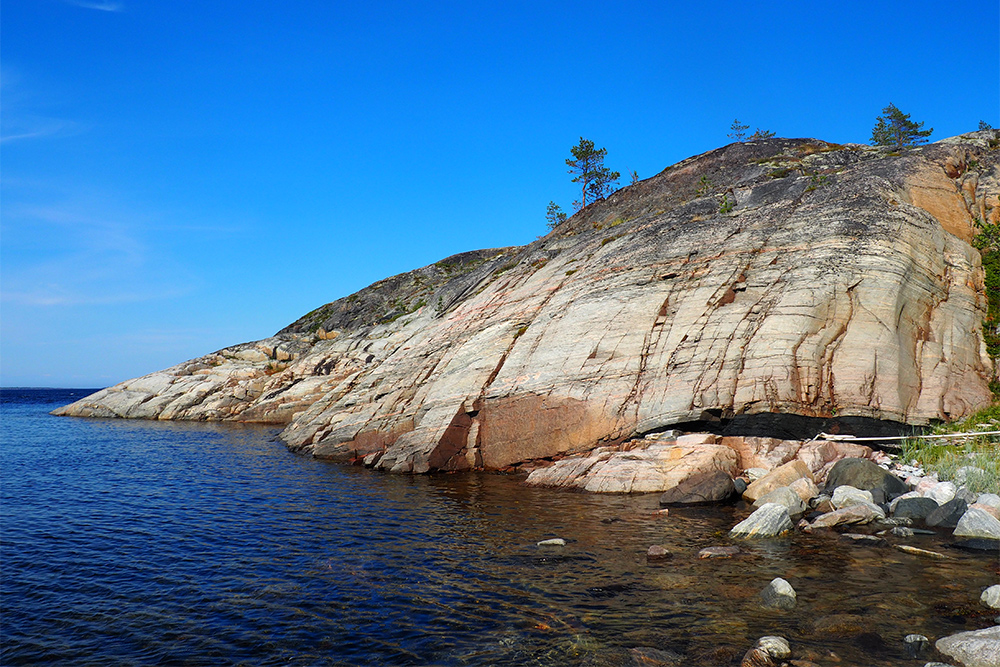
[
  {"left": 646, "top": 544, "right": 672, "bottom": 561},
  {"left": 982, "top": 584, "right": 1000, "bottom": 609}
]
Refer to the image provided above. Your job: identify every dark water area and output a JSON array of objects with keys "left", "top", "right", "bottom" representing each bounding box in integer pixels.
[{"left": 2, "top": 389, "right": 997, "bottom": 666}]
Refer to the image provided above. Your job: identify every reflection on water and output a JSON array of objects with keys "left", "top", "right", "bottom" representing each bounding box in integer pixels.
[{"left": 2, "top": 389, "right": 996, "bottom": 666}]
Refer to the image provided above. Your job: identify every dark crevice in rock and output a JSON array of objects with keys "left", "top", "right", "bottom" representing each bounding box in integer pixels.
[{"left": 660, "top": 412, "right": 919, "bottom": 442}]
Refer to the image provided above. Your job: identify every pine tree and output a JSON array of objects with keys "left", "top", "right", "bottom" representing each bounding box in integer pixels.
[
  {"left": 749, "top": 128, "right": 775, "bottom": 140},
  {"left": 545, "top": 201, "right": 567, "bottom": 229},
  {"left": 870, "top": 104, "right": 933, "bottom": 150},
  {"left": 728, "top": 119, "right": 750, "bottom": 141},
  {"left": 566, "top": 138, "right": 620, "bottom": 209}
]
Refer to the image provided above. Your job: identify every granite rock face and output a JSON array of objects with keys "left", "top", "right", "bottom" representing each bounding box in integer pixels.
[{"left": 55, "top": 134, "right": 999, "bottom": 474}]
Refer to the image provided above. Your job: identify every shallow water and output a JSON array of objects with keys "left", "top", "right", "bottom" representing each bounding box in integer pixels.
[{"left": 2, "top": 389, "right": 997, "bottom": 666}]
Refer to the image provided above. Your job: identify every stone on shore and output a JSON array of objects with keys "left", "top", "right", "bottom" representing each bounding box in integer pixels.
[
  {"left": 926, "top": 498, "right": 968, "bottom": 528},
  {"left": 658, "top": 470, "right": 735, "bottom": 505},
  {"left": 730, "top": 503, "right": 793, "bottom": 538},
  {"left": 752, "top": 486, "right": 807, "bottom": 515},
  {"left": 743, "top": 460, "right": 813, "bottom": 504},
  {"left": 807, "top": 502, "right": 886, "bottom": 529},
  {"left": 936, "top": 625, "right": 1000, "bottom": 667},
  {"left": 760, "top": 577, "right": 796, "bottom": 609},
  {"left": 954, "top": 507, "right": 1000, "bottom": 539},
  {"left": 831, "top": 485, "right": 874, "bottom": 509},
  {"left": 892, "top": 496, "right": 940, "bottom": 520},
  {"left": 824, "top": 458, "right": 908, "bottom": 497}
]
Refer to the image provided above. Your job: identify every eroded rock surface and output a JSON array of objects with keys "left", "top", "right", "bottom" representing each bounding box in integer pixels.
[{"left": 56, "top": 133, "right": 1000, "bottom": 474}]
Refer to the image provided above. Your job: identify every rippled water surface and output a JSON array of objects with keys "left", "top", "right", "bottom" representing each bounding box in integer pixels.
[{"left": 2, "top": 389, "right": 997, "bottom": 666}]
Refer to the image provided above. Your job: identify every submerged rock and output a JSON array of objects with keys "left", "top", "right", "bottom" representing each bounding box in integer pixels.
[{"left": 698, "top": 545, "right": 740, "bottom": 559}]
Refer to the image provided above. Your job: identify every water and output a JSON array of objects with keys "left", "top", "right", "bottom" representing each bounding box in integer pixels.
[{"left": 2, "top": 389, "right": 997, "bottom": 666}]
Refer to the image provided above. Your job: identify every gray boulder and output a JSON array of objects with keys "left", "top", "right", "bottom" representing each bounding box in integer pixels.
[
  {"left": 659, "top": 470, "right": 735, "bottom": 505},
  {"left": 825, "top": 458, "right": 908, "bottom": 497},
  {"left": 730, "top": 503, "right": 793, "bottom": 538},
  {"left": 760, "top": 578, "right": 796, "bottom": 610},
  {"left": 954, "top": 508, "right": 1000, "bottom": 540},
  {"left": 936, "top": 625, "right": 1000, "bottom": 667},
  {"left": 926, "top": 498, "right": 968, "bottom": 528},
  {"left": 893, "top": 496, "right": 940, "bottom": 520}
]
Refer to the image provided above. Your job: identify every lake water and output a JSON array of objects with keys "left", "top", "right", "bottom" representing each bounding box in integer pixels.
[{"left": 2, "top": 388, "right": 997, "bottom": 666}]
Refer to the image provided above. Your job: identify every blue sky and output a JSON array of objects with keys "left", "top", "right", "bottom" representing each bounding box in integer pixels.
[{"left": 3, "top": 0, "right": 998, "bottom": 387}]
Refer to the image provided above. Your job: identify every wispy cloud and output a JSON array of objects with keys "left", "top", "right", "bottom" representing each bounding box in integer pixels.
[{"left": 63, "top": 0, "right": 124, "bottom": 11}]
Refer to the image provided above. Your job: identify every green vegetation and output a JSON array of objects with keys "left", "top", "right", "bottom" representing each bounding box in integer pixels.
[
  {"left": 900, "top": 403, "right": 1000, "bottom": 494},
  {"left": 727, "top": 119, "right": 749, "bottom": 141},
  {"left": 870, "top": 103, "right": 932, "bottom": 150},
  {"left": 566, "top": 138, "right": 620, "bottom": 209},
  {"left": 980, "top": 120, "right": 994, "bottom": 131},
  {"left": 696, "top": 175, "right": 712, "bottom": 195},
  {"left": 718, "top": 193, "right": 734, "bottom": 213},
  {"left": 545, "top": 201, "right": 567, "bottom": 230},
  {"left": 974, "top": 218, "right": 1000, "bottom": 360},
  {"left": 749, "top": 128, "right": 775, "bottom": 140}
]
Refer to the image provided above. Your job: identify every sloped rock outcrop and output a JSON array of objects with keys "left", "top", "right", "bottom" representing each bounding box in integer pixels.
[{"left": 55, "top": 133, "right": 999, "bottom": 474}]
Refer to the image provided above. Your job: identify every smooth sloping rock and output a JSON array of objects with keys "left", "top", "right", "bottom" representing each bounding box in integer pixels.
[
  {"left": 954, "top": 508, "right": 1000, "bottom": 539},
  {"left": 744, "top": 460, "right": 813, "bottom": 504},
  {"left": 730, "top": 503, "right": 793, "bottom": 538},
  {"left": 760, "top": 578, "right": 796, "bottom": 609},
  {"left": 936, "top": 625, "right": 1000, "bottom": 667},
  {"left": 927, "top": 498, "right": 969, "bottom": 528},
  {"left": 53, "top": 136, "right": 999, "bottom": 473},
  {"left": 658, "top": 470, "right": 735, "bottom": 505},
  {"left": 825, "top": 458, "right": 908, "bottom": 497},
  {"left": 807, "top": 502, "right": 885, "bottom": 529},
  {"left": 752, "top": 486, "right": 807, "bottom": 515},
  {"left": 831, "top": 485, "right": 874, "bottom": 509}
]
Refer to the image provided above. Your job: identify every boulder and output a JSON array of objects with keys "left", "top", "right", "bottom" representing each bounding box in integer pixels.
[
  {"left": 743, "top": 460, "right": 813, "bottom": 504},
  {"left": 788, "top": 477, "right": 820, "bottom": 503},
  {"left": 760, "top": 578, "right": 796, "bottom": 609},
  {"left": 831, "top": 485, "right": 874, "bottom": 509},
  {"left": 730, "top": 503, "right": 793, "bottom": 538},
  {"left": 970, "top": 502, "right": 1000, "bottom": 521},
  {"left": 926, "top": 498, "right": 968, "bottom": 528},
  {"left": 977, "top": 493, "right": 1000, "bottom": 509},
  {"left": 752, "top": 486, "right": 807, "bottom": 516},
  {"left": 892, "top": 495, "right": 939, "bottom": 520},
  {"left": 824, "top": 458, "right": 908, "bottom": 497},
  {"left": 954, "top": 508, "right": 1000, "bottom": 539},
  {"left": 982, "top": 585, "right": 1000, "bottom": 610},
  {"left": 659, "top": 470, "right": 735, "bottom": 505},
  {"left": 936, "top": 625, "right": 1000, "bottom": 667},
  {"left": 925, "top": 480, "right": 957, "bottom": 505}
]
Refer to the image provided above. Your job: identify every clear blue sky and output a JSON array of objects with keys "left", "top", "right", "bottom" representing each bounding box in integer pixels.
[{"left": 3, "top": 0, "right": 998, "bottom": 388}]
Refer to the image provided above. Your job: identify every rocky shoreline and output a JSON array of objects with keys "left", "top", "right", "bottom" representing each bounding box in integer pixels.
[{"left": 528, "top": 431, "right": 1000, "bottom": 667}]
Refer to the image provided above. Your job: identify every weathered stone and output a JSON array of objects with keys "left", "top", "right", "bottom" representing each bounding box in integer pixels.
[
  {"left": 698, "top": 545, "right": 740, "bottom": 559},
  {"left": 831, "top": 485, "right": 874, "bottom": 509},
  {"left": 54, "top": 137, "right": 998, "bottom": 474},
  {"left": 954, "top": 507, "right": 1000, "bottom": 539},
  {"left": 658, "top": 470, "right": 735, "bottom": 505},
  {"left": 741, "top": 636, "right": 790, "bottom": 667},
  {"left": 646, "top": 545, "right": 673, "bottom": 561},
  {"left": 894, "top": 544, "right": 953, "bottom": 559},
  {"left": 733, "top": 478, "right": 748, "bottom": 494},
  {"left": 810, "top": 495, "right": 835, "bottom": 513},
  {"left": 760, "top": 578, "right": 796, "bottom": 609},
  {"left": 740, "top": 647, "right": 775, "bottom": 667},
  {"left": 752, "top": 486, "right": 807, "bottom": 515},
  {"left": 977, "top": 493, "right": 1000, "bottom": 509},
  {"left": 926, "top": 498, "right": 969, "bottom": 528},
  {"left": 676, "top": 433, "right": 718, "bottom": 446},
  {"left": 982, "top": 585, "right": 1000, "bottom": 609},
  {"left": 969, "top": 502, "right": 1000, "bottom": 521},
  {"left": 824, "top": 458, "right": 908, "bottom": 497},
  {"left": 788, "top": 477, "right": 820, "bottom": 503},
  {"left": 926, "top": 481, "right": 957, "bottom": 505},
  {"left": 892, "top": 496, "right": 939, "bottom": 520},
  {"left": 730, "top": 503, "right": 793, "bottom": 538},
  {"left": 808, "top": 502, "right": 885, "bottom": 529},
  {"left": 744, "top": 460, "right": 813, "bottom": 504},
  {"left": 936, "top": 625, "right": 1000, "bottom": 667}
]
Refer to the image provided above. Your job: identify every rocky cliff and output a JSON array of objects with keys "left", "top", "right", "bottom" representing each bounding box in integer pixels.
[{"left": 55, "top": 133, "right": 1000, "bottom": 473}]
